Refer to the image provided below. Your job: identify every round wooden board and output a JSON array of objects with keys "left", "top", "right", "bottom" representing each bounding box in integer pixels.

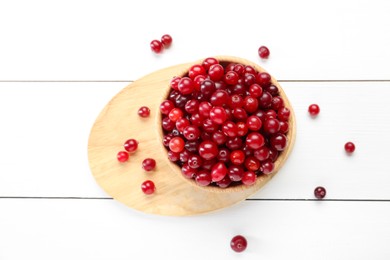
[{"left": 88, "top": 56, "right": 296, "bottom": 216}]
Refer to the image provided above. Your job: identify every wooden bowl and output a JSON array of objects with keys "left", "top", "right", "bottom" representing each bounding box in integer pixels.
[{"left": 88, "top": 56, "right": 296, "bottom": 216}]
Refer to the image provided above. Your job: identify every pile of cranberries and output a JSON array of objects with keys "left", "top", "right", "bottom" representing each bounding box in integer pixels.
[{"left": 160, "top": 57, "right": 290, "bottom": 188}]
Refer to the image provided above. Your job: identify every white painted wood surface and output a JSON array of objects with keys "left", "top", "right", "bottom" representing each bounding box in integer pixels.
[{"left": 1, "top": 0, "right": 390, "bottom": 259}]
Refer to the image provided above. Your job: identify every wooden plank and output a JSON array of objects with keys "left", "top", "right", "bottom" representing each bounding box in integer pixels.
[
  {"left": 0, "top": 0, "right": 389, "bottom": 80},
  {"left": 0, "top": 199, "right": 389, "bottom": 259},
  {"left": 0, "top": 82, "right": 389, "bottom": 201}
]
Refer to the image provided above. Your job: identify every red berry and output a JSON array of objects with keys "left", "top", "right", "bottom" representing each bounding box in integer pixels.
[
  {"left": 195, "top": 170, "right": 212, "bottom": 186},
  {"left": 230, "top": 235, "right": 247, "bottom": 253},
  {"left": 270, "top": 133, "right": 287, "bottom": 151},
  {"left": 216, "top": 175, "right": 232, "bottom": 188},
  {"left": 308, "top": 104, "right": 320, "bottom": 116},
  {"left": 211, "top": 162, "right": 228, "bottom": 182},
  {"left": 228, "top": 165, "right": 244, "bottom": 181},
  {"left": 142, "top": 158, "right": 156, "bottom": 171},
  {"left": 150, "top": 40, "right": 163, "bottom": 53},
  {"left": 212, "top": 130, "right": 228, "bottom": 145},
  {"left": 246, "top": 115, "right": 262, "bottom": 131},
  {"left": 253, "top": 146, "right": 270, "bottom": 161},
  {"left": 202, "top": 57, "right": 219, "bottom": 71},
  {"left": 161, "top": 34, "right": 172, "bottom": 47},
  {"left": 160, "top": 100, "right": 175, "bottom": 115},
  {"left": 242, "top": 171, "right": 257, "bottom": 185},
  {"left": 188, "top": 64, "right": 206, "bottom": 80},
  {"left": 170, "top": 77, "right": 181, "bottom": 91},
  {"left": 217, "top": 148, "right": 230, "bottom": 162},
  {"left": 263, "top": 118, "right": 280, "bottom": 134},
  {"left": 169, "top": 137, "right": 185, "bottom": 153},
  {"left": 249, "top": 84, "right": 263, "bottom": 98},
  {"left": 258, "top": 45, "right": 270, "bottom": 59},
  {"left": 230, "top": 150, "right": 245, "bottom": 165},
  {"left": 224, "top": 70, "right": 239, "bottom": 85},
  {"left": 138, "top": 106, "right": 150, "bottom": 117},
  {"left": 345, "top": 142, "right": 355, "bottom": 154},
  {"left": 209, "top": 106, "right": 228, "bottom": 124},
  {"left": 183, "top": 125, "right": 200, "bottom": 140},
  {"left": 261, "top": 159, "right": 274, "bottom": 174},
  {"left": 278, "top": 107, "right": 290, "bottom": 121},
  {"left": 314, "top": 186, "right": 326, "bottom": 199},
  {"left": 168, "top": 108, "right": 183, "bottom": 122},
  {"left": 257, "top": 72, "right": 271, "bottom": 87},
  {"left": 244, "top": 156, "right": 260, "bottom": 171},
  {"left": 178, "top": 77, "right": 195, "bottom": 95},
  {"left": 246, "top": 132, "right": 265, "bottom": 150},
  {"left": 198, "top": 140, "right": 218, "bottom": 160},
  {"left": 181, "top": 163, "right": 197, "bottom": 178},
  {"left": 141, "top": 180, "right": 155, "bottom": 195},
  {"left": 117, "top": 151, "right": 129, "bottom": 163},
  {"left": 188, "top": 155, "right": 203, "bottom": 169},
  {"left": 208, "top": 64, "right": 224, "bottom": 81},
  {"left": 243, "top": 96, "right": 259, "bottom": 113},
  {"left": 124, "top": 139, "right": 138, "bottom": 153}
]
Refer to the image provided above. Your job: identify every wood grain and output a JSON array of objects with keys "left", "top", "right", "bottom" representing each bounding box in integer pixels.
[{"left": 87, "top": 56, "right": 296, "bottom": 216}]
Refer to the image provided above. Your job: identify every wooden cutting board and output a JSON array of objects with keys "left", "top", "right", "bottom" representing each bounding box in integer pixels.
[{"left": 87, "top": 56, "right": 296, "bottom": 216}]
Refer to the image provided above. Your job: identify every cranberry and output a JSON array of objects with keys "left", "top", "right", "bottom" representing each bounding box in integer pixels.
[
  {"left": 185, "top": 140, "right": 200, "bottom": 153},
  {"left": 188, "top": 64, "right": 206, "bottom": 80},
  {"left": 261, "top": 159, "right": 274, "bottom": 174},
  {"left": 270, "top": 133, "right": 287, "bottom": 151},
  {"left": 183, "top": 125, "right": 200, "bottom": 140},
  {"left": 210, "top": 106, "right": 228, "bottom": 124},
  {"left": 230, "top": 150, "right": 245, "bottom": 165},
  {"left": 230, "top": 235, "right": 247, "bottom": 253},
  {"left": 232, "top": 108, "right": 248, "bottom": 121},
  {"left": 138, "top": 106, "right": 150, "bottom": 117},
  {"left": 198, "top": 101, "right": 212, "bottom": 118},
  {"left": 229, "top": 94, "right": 244, "bottom": 109},
  {"left": 212, "top": 130, "right": 228, "bottom": 145},
  {"left": 188, "top": 155, "right": 203, "bottom": 169},
  {"left": 244, "top": 73, "right": 256, "bottom": 86},
  {"left": 208, "top": 64, "right": 224, "bottom": 81},
  {"left": 150, "top": 40, "right": 163, "bottom": 53},
  {"left": 246, "top": 116, "right": 262, "bottom": 131},
  {"left": 258, "top": 91, "right": 273, "bottom": 108},
  {"left": 257, "top": 72, "right": 271, "bottom": 87},
  {"left": 226, "top": 137, "right": 243, "bottom": 150},
  {"left": 211, "top": 162, "right": 228, "bottom": 182},
  {"left": 193, "top": 75, "right": 206, "bottom": 91},
  {"left": 190, "top": 113, "right": 202, "bottom": 126},
  {"left": 142, "top": 158, "right": 156, "bottom": 171},
  {"left": 181, "top": 163, "right": 197, "bottom": 178},
  {"left": 258, "top": 45, "right": 270, "bottom": 59},
  {"left": 202, "top": 118, "right": 218, "bottom": 133},
  {"left": 243, "top": 96, "right": 259, "bottom": 113},
  {"left": 236, "top": 121, "right": 248, "bottom": 136},
  {"left": 216, "top": 175, "right": 232, "bottom": 188},
  {"left": 278, "top": 107, "right": 290, "bottom": 121},
  {"left": 249, "top": 83, "right": 263, "bottom": 98},
  {"left": 168, "top": 108, "right": 183, "bottom": 122},
  {"left": 271, "top": 96, "right": 284, "bottom": 111},
  {"left": 168, "top": 150, "right": 180, "bottom": 162},
  {"left": 202, "top": 57, "right": 219, "bottom": 71},
  {"left": 210, "top": 90, "right": 229, "bottom": 106},
  {"left": 170, "top": 77, "right": 181, "bottom": 91},
  {"left": 228, "top": 165, "right": 244, "bottom": 181},
  {"left": 345, "top": 142, "right": 355, "bottom": 154},
  {"left": 117, "top": 151, "right": 129, "bottom": 163},
  {"left": 266, "top": 84, "right": 279, "bottom": 96},
  {"left": 198, "top": 140, "right": 218, "bottom": 160},
  {"left": 254, "top": 146, "right": 270, "bottom": 161},
  {"left": 279, "top": 121, "right": 289, "bottom": 134},
  {"left": 178, "top": 77, "right": 194, "bottom": 95},
  {"left": 224, "top": 71, "right": 239, "bottom": 85},
  {"left": 217, "top": 148, "right": 230, "bottom": 162},
  {"left": 314, "top": 186, "right": 326, "bottom": 199},
  {"left": 201, "top": 158, "right": 217, "bottom": 170},
  {"left": 124, "top": 139, "right": 138, "bottom": 153},
  {"left": 246, "top": 132, "right": 265, "bottom": 150},
  {"left": 161, "top": 34, "right": 172, "bottom": 47},
  {"left": 242, "top": 171, "right": 257, "bottom": 185},
  {"left": 169, "top": 137, "right": 185, "bottom": 153},
  {"left": 176, "top": 118, "right": 190, "bottom": 132},
  {"left": 244, "top": 156, "right": 260, "bottom": 171},
  {"left": 263, "top": 118, "right": 280, "bottom": 134},
  {"left": 185, "top": 99, "right": 199, "bottom": 114},
  {"left": 308, "top": 104, "right": 320, "bottom": 116},
  {"left": 141, "top": 180, "right": 155, "bottom": 195},
  {"left": 222, "top": 121, "right": 238, "bottom": 137},
  {"left": 160, "top": 100, "right": 175, "bottom": 115},
  {"left": 162, "top": 117, "right": 175, "bottom": 131},
  {"left": 179, "top": 150, "right": 191, "bottom": 163},
  {"left": 195, "top": 170, "right": 212, "bottom": 186}
]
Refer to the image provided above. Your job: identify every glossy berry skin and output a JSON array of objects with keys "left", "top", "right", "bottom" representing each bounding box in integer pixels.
[
  {"left": 258, "top": 45, "right": 270, "bottom": 59},
  {"left": 124, "top": 139, "right": 138, "bottom": 153},
  {"left": 209, "top": 106, "right": 228, "bottom": 124},
  {"left": 278, "top": 107, "right": 290, "bottom": 121},
  {"left": 230, "top": 235, "right": 247, "bottom": 253},
  {"left": 117, "top": 151, "right": 129, "bottom": 163},
  {"left": 150, "top": 40, "right": 163, "bottom": 53},
  {"left": 345, "top": 142, "right": 355, "bottom": 154},
  {"left": 308, "top": 104, "right": 320, "bottom": 116},
  {"left": 208, "top": 64, "right": 224, "bottom": 81},
  {"left": 314, "top": 186, "right": 326, "bottom": 199},
  {"left": 161, "top": 34, "right": 172, "bottom": 47},
  {"left": 244, "top": 156, "right": 260, "bottom": 171},
  {"left": 242, "top": 171, "right": 257, "bottom": 185},
  {"left": 211, "top": 162, "right": 228, "bottom": 182},
  {"left": 195, "top": 170, "right": 212, "bottom": 186},
  {"left": 169, "top": 137, "right": 185, "bottom": 153},
  {"left": 188, "top": 64, "right": 206, "bottom": 80},
  {"left": 178, "top": 77, "right": 195, "bottom": 95},
  {"left": 246, "top": 115, "right": 262, "bottom": 131},
  {"left": 228, "top": 165, "right": 244, "bottom": 181},
  {"left": 181, "top": 163, "right": 197, "bottom": 178},
  {"left": 263, "top": 118, "right": 281, "bottom": 134},
  {"left": 183, "top": 125, "right": 200, "bottom": 140},
  {"left": 141, "top": 180, "right": 155, "bottom": 195},
  {"left": 160, "top": 100, "right": 175, "bottom": 115},
  {"left": 138, "top": 106, "right": 150, "bottom": 118},
  {"left": 261, "top": 159, "right": 274, "bottom": 174},
  {"left": 202, "top": 57, "right": 219, "bottom": 71},
  {"left": 254, "top": 146, "right": 270, "bottom": 161},
  {"left": 142, "top": 158, "right": 156, "bottom": 171},
  {"left": 216, "top": 175, "right": 232, "bottom": 188},
  {"left": 246, "top": 132, "right": 265, "bottom": 150},
  {"left": 188, "top": 155, "right": 203, "bottom": 169},
  {"left": 168, "top": 108, "right": 183, "bottom": 122},
  {"left": 222, "top": 121, "right": 238, "bottom": 137},
  {"left": 230, "top": 150, "right": 245, "bottom": 165},
  {"left": 198, "top": 141, "right": 219, "bottom": 160},
  {"left": 270, "top": 133, "right": 287, "bottom": 151}
]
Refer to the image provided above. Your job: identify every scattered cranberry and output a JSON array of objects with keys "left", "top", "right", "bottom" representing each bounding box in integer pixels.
[
  {"left": 124, "top": 139, "right": 138, "bottom": 153},
  {"left": 230, "top": 235, "right": 247, "bottom": 253},
  {"left": 258, "top": 45, "right": 270, "bottom": 59},
  {"left": 308, "top": 104, "right": 320, "bottom": 116},
  {"left": 160, "top": 57, "right": 290, "bottom": 188},
  {"left": 314, "top": 186, "right": 326, "bottom": 199},
  {"left": 142, "top": 158, "right": 156, "bottom": 171},
  {"left": 141, "top": 180, "right": 155, "bottom": 195},
  {"left": 117, "top": 151, "right": 129, "bottom": 163},
  {"left": 161, "top": 34, "right": 172, "bottom": 47},
  {"left": 138, "top": 106, "right": 150, "bottom": 118},
  {"left": 344, "top": 142, "right": 355, "bottom": 154},
  {"left": 150, "top": 40, "right": 163, "bottom": 54}
]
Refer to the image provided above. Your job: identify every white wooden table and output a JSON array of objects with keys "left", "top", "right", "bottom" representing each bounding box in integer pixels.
[{"left": 1, "top": 1, "right": 390, "bottom": 259}]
